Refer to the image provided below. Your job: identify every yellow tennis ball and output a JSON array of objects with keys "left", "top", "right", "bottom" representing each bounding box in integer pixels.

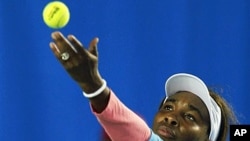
[{"left": 42, "top": 1, "right": 70, "bottom": 29}]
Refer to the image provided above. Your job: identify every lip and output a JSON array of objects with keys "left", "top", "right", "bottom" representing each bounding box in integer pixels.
[{"left": 157, "top": 125, "right": 176, "bottom": 139}]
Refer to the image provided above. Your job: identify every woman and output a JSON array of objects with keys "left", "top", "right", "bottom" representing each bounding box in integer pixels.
[{"left": 49, "top": 31, "right": 238, "bottom": 141}]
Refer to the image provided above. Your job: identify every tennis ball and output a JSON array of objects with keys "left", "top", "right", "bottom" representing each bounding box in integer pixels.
[{"left": 42, "top": 1, "right": 70, "bottom": 29}]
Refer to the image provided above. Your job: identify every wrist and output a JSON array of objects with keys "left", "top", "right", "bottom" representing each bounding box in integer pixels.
[
  {"left": 79, "top": 78, "right": 104, "bottom": 93},
  {"left": 82, "top": 79, "right": 107, "bottom": 98}
]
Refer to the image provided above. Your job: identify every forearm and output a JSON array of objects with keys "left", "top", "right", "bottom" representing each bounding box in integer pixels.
[
  {"left": 91, "top": 90, "right": 151, "bottom": 141},
  {"left": 79, "top": 78, "right": 110, "bottom": 113}
]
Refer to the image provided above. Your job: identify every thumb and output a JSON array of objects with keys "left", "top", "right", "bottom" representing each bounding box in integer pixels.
[{"left": 89, "top": 37, "right": 99, "bottom": 56}]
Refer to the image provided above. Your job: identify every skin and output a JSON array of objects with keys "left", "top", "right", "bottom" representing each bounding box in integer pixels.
[
  {"left": 153, "top": 91, "right": 210, "bottom": 141},
  {"left": 49, "top": 31, "right": 109, "bottom": 113},
  {"left": 49, "top": 31, "right": 211, "bottom": 140}
]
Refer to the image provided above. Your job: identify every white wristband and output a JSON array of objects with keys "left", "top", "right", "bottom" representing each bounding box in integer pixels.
[{"left": 82, "top": 79, "right": 107, "bottom": 98}]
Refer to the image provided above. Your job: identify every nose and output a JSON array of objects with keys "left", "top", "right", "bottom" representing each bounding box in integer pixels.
[{"left": 164, "top": 115, "right": 178, "bottom": 126}]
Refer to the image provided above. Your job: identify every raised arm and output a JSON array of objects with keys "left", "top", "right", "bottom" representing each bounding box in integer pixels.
[{"left": 49, "top": 31, "right": 152, "bottom": 141}]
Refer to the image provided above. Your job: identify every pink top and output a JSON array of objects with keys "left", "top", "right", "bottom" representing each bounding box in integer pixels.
[{"left": 91, "top": 90, "right": 151, "bottom": 141}]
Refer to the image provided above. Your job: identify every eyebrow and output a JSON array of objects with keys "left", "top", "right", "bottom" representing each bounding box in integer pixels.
[{"left": 165, "top": 98, "right": 176, "bottom": 103}]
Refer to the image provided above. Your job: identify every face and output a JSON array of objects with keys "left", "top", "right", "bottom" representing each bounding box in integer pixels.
[{"left": 152, "top": 91, "right": 210, "bottom": 141}]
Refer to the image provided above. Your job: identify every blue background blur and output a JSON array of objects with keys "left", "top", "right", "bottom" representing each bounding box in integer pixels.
[{"left": 0, "top": 0, "right": 249, "bottom": 140}]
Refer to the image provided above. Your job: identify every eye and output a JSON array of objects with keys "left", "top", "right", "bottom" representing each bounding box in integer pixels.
[
  {"left": 164, "top": 105, "right": 173, "bottom": 111},
  {"left": 184, "top": 113, "right": 195, "bottom": 121}
]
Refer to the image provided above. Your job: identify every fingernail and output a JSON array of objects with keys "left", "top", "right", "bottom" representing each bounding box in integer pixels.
[
  {"left": 52, "top": 32, "right": 61, "bottom": 39},
  {"left": 67, "top": 35, "right": 74, "bottom": 41},
  {"left": 51, "top": 32, "right": 57, "bottom": 39}
]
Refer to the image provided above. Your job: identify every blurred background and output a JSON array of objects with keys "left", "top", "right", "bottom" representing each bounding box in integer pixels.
[{"left": 0, "top": 0, "right": 249, "bottom": 140}]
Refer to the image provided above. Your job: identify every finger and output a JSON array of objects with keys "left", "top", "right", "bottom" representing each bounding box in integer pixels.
[
  {"left": 67, "top": 35, "right": 88, "bottom": 55},
  {"left": 49, "top": 42, "right": 61, "bottom": 58},
  {"left": 49, "top": 42, "right": 67, "bottom": 63},
  {"left": 51, "top": 31, "right": 76, "bottom": 54},
  {"left": 88, "top": 37, "right": 99, "bottom": 57},
  {"left": 51, "top": 32, "right": 80, "bottom": 68}
]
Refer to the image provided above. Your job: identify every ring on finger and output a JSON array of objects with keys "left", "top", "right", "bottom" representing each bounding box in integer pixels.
[{"left": 61, "top": 52, "right": 70, "bottom": 61}]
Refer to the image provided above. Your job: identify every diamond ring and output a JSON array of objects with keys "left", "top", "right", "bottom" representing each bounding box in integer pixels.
[{"left": 61, "top": 52, "right": 70, "bottom": 61}]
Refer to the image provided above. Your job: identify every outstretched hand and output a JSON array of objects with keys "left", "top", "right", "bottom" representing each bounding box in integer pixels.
[
  {"left": 50, "top": 31, "right": 110, "bottom": 112},
  {"left": 49, "top": 31, "right": 103, "bottom": 93}
]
